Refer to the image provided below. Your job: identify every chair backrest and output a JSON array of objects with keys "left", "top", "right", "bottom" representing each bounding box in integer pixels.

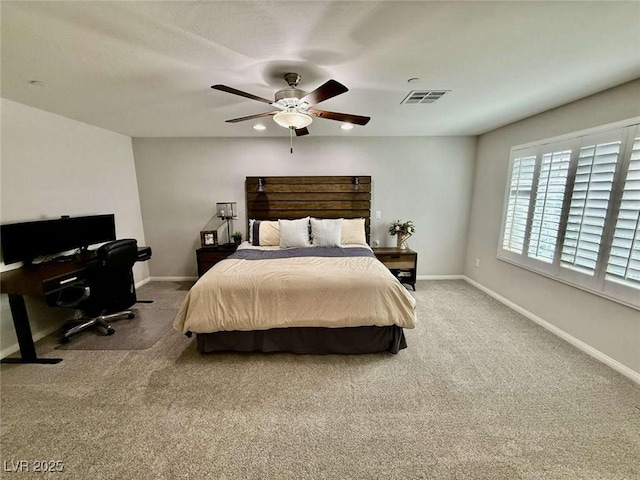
[
  {"left": 97, "top": 238, "right": 138, "bottom": 270},
  {"left": 88, "top": 239, "right": 138, "bottom": 312}
]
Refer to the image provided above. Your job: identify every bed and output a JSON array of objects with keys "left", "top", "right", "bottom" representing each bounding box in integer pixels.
[{"left": 174, "top": 176, "right": 417, "bottom": 354}]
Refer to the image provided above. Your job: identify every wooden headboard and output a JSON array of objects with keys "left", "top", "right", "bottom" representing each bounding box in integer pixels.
[{"left": 246, "top": 176, "right": 372, "bottom": 241}]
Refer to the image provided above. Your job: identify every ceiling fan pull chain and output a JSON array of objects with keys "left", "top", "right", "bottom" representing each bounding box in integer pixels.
[{"left": 290, "top": 127, "right": 294, "bottom": 154}]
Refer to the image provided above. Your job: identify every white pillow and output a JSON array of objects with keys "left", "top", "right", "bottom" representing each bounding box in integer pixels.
[
  {"left": 311, "top": 218, "right": 342, "bottom": 247},
  {"left": 279, "top": 217, "right": 311, "bottom": 248},
  {"left": 252, "top": 220, "right": 280, "bottom": 246},
  {"left": 341, "top": 218, "right": 367, "bottom": 245}
]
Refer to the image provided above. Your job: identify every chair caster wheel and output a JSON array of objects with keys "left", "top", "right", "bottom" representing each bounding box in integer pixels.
[
  {"left": 106, "top": 327, "right": 115, "bottom": 335},
  {"left": 127, "top": 313, "right": 135, "bottom": 319},
  {"left": 60, "top": 336, "right": 70, "bottom": 344}
]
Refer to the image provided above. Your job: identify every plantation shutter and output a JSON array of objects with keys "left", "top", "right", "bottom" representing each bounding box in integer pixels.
[
  {"left": 498, "top": 121, "right": 639, "bottom": 308},
  {"left": 527, "top": 148, "right": 571, "bottom": 263},
  {"left": 561, "top": 139, "right": 622, "bottom": 276},
  {"left": 502, "top": 153, "right": 536, "bottom": 254},
  {"left": 606, "top": 135, "right": 640, "bottom": 288}
]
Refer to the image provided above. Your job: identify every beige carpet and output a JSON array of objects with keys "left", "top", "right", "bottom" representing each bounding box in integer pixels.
[{"left": 1, "top": 280, "right": 638, "bottom": 479}]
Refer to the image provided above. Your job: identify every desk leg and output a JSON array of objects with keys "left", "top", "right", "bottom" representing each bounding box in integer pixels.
[{"left": 1, "top": 295, "right": 62, "bottom": 364}]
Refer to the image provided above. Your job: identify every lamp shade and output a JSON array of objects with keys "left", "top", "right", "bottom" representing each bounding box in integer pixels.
[
  {"left": 216, "top": 202, "right": 237, "bottom": 219},
  {"left": 273, "top": 110, "right": 313, "bottom": 129}
]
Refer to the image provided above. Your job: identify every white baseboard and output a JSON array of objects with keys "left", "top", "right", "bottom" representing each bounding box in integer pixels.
[
  {"left": 462, "top": 276, "right": 640, "bottom": 385},
  {"left": 149, "top": 276, "right": 198, "bottom": 282},
  {"left": 156, "top": 275, "right": 460, "bottom": 282},
  {"left": 416, "top": 274, "right": 465, "bottom": 281},
  {"left": 135, "top": 277, "right": 151, "bottom": 289}
]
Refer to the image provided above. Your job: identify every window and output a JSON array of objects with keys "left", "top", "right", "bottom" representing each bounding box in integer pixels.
[{"left": 498, "top": 120, "right": 640, "bottom": 309}]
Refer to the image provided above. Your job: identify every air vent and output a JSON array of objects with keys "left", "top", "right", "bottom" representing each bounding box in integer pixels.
[{"left": 401, "top": 90, "right": 449, "bottom": 104}]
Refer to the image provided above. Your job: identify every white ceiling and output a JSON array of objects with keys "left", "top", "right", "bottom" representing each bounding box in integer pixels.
[{"left": 2, "top": 1, "right": 639, "bottom": 138}]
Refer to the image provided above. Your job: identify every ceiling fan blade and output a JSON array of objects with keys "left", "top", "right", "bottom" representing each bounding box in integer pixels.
[
  {"left": 211, "top": 84, "right": 273, "bottom": 105},
  {"left": 301, "top": 80, "right": 348, "bottom": 106},
  {"left": 308, "top": 108, "right": 371, "bottom": 126},
  {"left": 225, "top": 111, "right": 278, "bottom": 123},
  {"left": 295, "top": 127, "right": 310, "bottom": 137}
]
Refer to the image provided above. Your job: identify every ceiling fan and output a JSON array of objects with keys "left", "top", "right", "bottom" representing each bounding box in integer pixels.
[{"left": 211, "top": 73, "right": 371, "bottom": 138}]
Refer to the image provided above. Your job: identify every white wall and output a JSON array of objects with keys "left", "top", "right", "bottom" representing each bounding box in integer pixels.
[
  {"left": 1, "top": 99, "right": 148, "bottom": 356},
  {"left": 132, "top": 136, "right": 477, "bottom": 278},
  {"left": 464, "top": 79, "right": 640, "bottom": 375}
]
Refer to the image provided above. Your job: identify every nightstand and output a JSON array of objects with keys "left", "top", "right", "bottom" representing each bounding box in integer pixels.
[
  {"left": 373, "top": 247, "right": 417, "bottom": 290},
  {"left": 196, "top": 244, "right": 238, "bottom": 277}
]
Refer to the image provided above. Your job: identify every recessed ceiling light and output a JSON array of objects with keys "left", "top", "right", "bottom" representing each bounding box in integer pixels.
[
  {"left": 253, "top": 124, "right": 266, "bottom": 131},
  {"left": 407, "top": 77, "right": 420, "bottom": 84},
  {"left": 340, "top": 123, "right": 354, "bottom": 130}
]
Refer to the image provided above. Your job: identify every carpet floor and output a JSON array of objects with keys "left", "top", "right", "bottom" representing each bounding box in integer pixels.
[{"left": 1, "top": 280, "right": 638, "bottom": 479}]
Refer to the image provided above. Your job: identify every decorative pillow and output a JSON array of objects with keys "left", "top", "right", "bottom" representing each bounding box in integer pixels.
[
  {"left": 252, "top": 220, "right": 280, "bottom": 246},
  {"left": 248, "top": 219, "right": 255, "bottom": 243},
  {"left": 341, "top": 218, "right": 367, "bottom": 245},
  {"left": 251, "top": 219, "right": 260, "bottom": 245},
  {"left": 279, "top": 217, "right": 311, "bottom": 248},
  {"left": 310, "top": 218, "right": 342, "bottom": 247}
]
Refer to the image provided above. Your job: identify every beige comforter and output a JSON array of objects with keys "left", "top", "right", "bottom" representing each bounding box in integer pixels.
[{"left": 174, "top": 252, "right": 416, "bottom": 334}]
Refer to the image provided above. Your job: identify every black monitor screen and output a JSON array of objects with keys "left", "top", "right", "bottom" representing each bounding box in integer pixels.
[{"left": 1, "top": 214, "right": 116, "bottom": 265}]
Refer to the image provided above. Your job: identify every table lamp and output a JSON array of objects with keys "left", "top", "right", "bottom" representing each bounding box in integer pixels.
[{"left": 216, "top": 202, "right": 238, "bottom": 245}]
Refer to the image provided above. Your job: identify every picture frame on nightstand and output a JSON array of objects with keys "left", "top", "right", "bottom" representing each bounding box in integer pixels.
[{"left": 200, "top": 230, "right": 218, "bottom": 247}]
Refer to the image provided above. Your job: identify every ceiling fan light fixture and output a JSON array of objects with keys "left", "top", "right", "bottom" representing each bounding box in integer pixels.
[{"left": 273, "top": 110, "right": 313, "bottom": 130}]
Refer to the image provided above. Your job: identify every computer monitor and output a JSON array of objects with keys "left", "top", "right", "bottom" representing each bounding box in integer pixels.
[{"left": 0, "top": 214, "right": 116, "bottom": 265}]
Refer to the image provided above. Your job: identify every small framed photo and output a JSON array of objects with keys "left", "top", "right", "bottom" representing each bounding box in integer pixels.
[{"left": 200, "top": 230, "right": 218, "bottom": 247}]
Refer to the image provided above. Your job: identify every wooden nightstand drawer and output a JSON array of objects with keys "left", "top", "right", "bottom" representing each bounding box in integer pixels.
[
  {"left": 198, "top": 251, "right": 231, "bottom": 263},
  {"left": 374, "top": 254, "right": 416, "bottom": 269},
  {"left": 196, "top": 245, "right": 238, "bottom": 277}
]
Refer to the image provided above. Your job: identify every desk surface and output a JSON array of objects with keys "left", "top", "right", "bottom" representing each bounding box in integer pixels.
[{"left": 1, "top": 246, "right": 151, "bottom": 297}]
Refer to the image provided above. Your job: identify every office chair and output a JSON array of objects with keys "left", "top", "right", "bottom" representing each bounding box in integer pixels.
[{"left": 51, "top": 239, "right": 139, "bottom": 343}]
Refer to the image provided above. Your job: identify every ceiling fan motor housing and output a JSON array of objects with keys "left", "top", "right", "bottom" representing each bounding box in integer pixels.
[{"left": 274, "top": 88, "right": 307, "bottom": 104}]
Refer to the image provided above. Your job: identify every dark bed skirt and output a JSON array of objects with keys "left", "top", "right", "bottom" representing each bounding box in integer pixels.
[{"left": 196, "top": 325, "right": 407, "bottom": 355}]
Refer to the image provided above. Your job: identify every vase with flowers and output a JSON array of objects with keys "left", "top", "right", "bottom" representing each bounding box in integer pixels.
[{"left": 389, "top": 220, "right": 415, "bottom": 249}]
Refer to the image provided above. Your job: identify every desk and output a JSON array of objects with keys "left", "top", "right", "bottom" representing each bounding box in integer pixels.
[{"left": 0, "top": 246, "right": 151, "bottom": 364}]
